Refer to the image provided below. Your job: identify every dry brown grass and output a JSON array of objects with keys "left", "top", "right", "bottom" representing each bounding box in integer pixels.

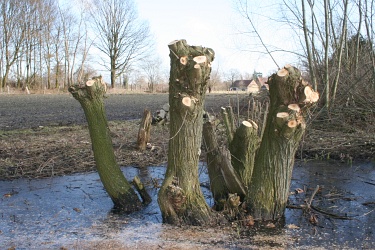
[{"left": 0, "top": 120, "right": 169, "bottom": 180}]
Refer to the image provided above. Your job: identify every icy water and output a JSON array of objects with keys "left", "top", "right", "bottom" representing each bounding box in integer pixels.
[{"left": 0, "top": 161, "right": 374, "bottom": 249}]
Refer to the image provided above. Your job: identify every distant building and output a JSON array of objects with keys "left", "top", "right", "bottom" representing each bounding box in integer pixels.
[
  {"left": 230, "top": 80, "right": 251, "bottom": 91},
  {"left": 230, "top": 77, "right": 268, "bottom": 93}
]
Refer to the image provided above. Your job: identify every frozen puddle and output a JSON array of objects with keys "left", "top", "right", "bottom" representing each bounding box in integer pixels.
[
  {"left": 0, "top": 166, "right": 233, "bottom": 249},
  {"left": 1, "top": 162, "right": 374, "bottom": 249}
]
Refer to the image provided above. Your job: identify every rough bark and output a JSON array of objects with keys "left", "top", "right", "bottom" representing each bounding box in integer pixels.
[
  {"left": 133, "top": 175, "right": 152, "bottom": 205},
  {"left": 202, "top": 121, "right": 246, "bottom": 209},
  {"left": 246, "top": 65, "right": 319, "bottom": 220},
  {"left": 202, "top": 121, "right": 229, "bottom": 208},
  {"left": 69, "top": 76, "right": 142, "bottom": 212},
  {"left": 229, "top": 120, "right": 259, "bottom": 187},
  {"left": 158, "top": 39, "right": 215, "bottom": 225},
  {"left": 221, "top": 106, "right": 235, "bottom": 144},
  {"left": 137, "top": 109, "right": 152, "bottom": 151}
]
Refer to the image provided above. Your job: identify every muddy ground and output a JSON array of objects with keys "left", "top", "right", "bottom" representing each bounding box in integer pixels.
[{"left": 0, "top": 93, "right": 374, "bottom": 249}]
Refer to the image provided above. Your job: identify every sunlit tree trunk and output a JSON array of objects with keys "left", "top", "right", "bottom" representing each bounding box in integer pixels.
[
  {"left": 323, "top": 0, "right": 331, "bottom": 109},
  {"left": 247, "top": 65, "right": 319, "bottom": 220},
  {"left": 1, "top": 0, "right": 27, "bottom": 88},
  {"left": 364, "top": 0, "right": 375, "bottom": 93},
  {"left": 331, "top": 0, "right": 348, "bottom": 105},
  {"left": 69, "top": 77, "right": 142, "bottom": 212},
  {"left": 354, "top": 0, "right": 362, "bottom": 76},
  {"left": 302, "top": 0, "right": 318, "bottom": 91},
  {"left": 158, "top": 39, "right": 216, "bottom": 225}
]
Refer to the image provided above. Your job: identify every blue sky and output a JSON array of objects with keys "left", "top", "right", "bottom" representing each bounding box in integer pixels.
[{"left": 137, "top": 0, "right": 299, "bottom": 77}]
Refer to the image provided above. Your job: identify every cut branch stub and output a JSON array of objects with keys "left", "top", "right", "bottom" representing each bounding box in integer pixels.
[
  {"left": 229, "top": 119, "right": 259, "bottom": 188},
  {"left": 225, "top": 106, "right": 236, "bottom": 132},
  {"left": 86, "top": 79, "right": 95, "bottom": 86},
  {"left": 298, "top": 84, "right": 320, "bottom": 104},
  {"left": 242, "top": 120, "right": 252, "bottom": 128},
  {"left": 168, "top": 39, "right": 187, "bottom": 58},
  {"left": 182, "top": 96, "right": 192, "bottom": 107},
  {"left": 288, "top": 104, "right": 300, "bottom": 113},
  {"left": 180, "top": 56, "right": 188, "bottom": 65},
  {"left": 277, "top": 68, "right": 289, "bottom": 77},
  {"left": 310, "top": 92, "right": 320, "bottom": 103},
  {"left": 287, "top": 120, "right": 297, "bottom": 128},
  {"left": 248, "top": 120, "right": 258, "bottom": 130},
  {"left": 276, "top": 112, "right": 289, "bottom": 127},
  {"left": 193, "top": 55, "right": 207, "bottom": 64},
  {"left": 221, "top": 107, "right": 234, "bottom": 144},
  {"left": 202, "top": 121, "right": 230, "bottom": 209}
]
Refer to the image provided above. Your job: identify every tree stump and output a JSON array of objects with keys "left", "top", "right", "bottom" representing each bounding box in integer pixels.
[
  {"left": 247, "top": 65, "right": 319, "bottom": 220},
  {"left": 137, "top": 109, "right": 152, "bottom": 151},
  {"left": 157, "top": 39, "right": 216, "bottom": 225},
  {"left": 69, "top": 76, "right": 142, "bottom": 212},
  {"left": 203, "top": 121, "right": 246, "bottom": 209},
  {"left": 202, "top": 65, "right": 319, "bottom": 221},
  {"left": 229, "top": 120, "right": 259, "bottom": 186}
]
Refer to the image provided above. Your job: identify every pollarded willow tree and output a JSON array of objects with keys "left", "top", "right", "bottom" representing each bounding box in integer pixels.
[
  {"left": 158, "top": 39, "right": 319, "bottom": 225},
  {"left": 157, "top": 39, "right": 217, "bottom": 225},
  {"left": 69, "top": 76, "right": 142, "bottom": 212},
  {"left": 247, "top": 65, "right": 319, "bottom": 220},
  {"left": 204, "top": 65, "right": 319, "bottom": 221}
]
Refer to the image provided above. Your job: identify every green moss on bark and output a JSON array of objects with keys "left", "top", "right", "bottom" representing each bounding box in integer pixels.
[
  {"left": 158, "top": 40, "right": 216, "bottom": 225},
  {"left": 69, "top": 77, "right": 142, "bottom": 212}
]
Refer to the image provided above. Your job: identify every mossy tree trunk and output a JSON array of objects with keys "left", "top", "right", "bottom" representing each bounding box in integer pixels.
[
  {"left": 247, "top": 65, "right": 319, "bottom": 220},
  {"left": 203, "top": 65, "right": 319, "bottom": 221},
  {"left": 69, "top": 76, "right": 142, "bottom": 212},
  {"left": 158, "top": 39, "right": 215, "bottom": 225}
]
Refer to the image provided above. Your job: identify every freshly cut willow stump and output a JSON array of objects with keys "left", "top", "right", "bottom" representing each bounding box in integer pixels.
[
  {"left": 158, "top": 39, "right": 216, "bottom": 225},
  {"left": 247, "top": 65, "right": 319, "bottom": 220}
]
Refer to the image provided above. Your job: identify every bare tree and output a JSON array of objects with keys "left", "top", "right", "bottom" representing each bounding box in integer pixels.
[
  {"left": 331, "top": 0, "right": 348, "bottom": 104},
  {"left": 208, "top": 67, "right": 222, "bottom": 91},
  {"left": 141, "top": 57, "right": 162, "bottom": 93},
  {"left": 364, "top": 0, "right": 375, "bottom": 92},
  {"left": 225, "top": 68, "right": 241, "bottom": 89},
  {"left": 0, "top": 0, "right": 27, "bottom": 89},
  {"left": 41, "top": 0, "right": 58, "bottom": 89},
  {"left": 302, "top": 0, "right": 318, "bottom": 90},
  {"left": 89, "top": 0, "right": 152, "bottom": 88}
]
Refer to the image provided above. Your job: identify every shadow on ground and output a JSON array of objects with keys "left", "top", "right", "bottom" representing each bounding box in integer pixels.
[{"left": 0, "top": 161, "right": 374, "bottom": 249}]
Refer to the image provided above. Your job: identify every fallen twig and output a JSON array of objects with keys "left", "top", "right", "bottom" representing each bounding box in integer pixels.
[
  {"left": 306, "top": 185, "right": 320, "bottom": 209},
  {"left": 362, "top": 201, "right": 375, "bottom": 206},
  {"left": 311, "top": 205, "right": 357, "bottom": 220},
  {"left": 363, "top": 181, "right": 375, "bottom": 186}
]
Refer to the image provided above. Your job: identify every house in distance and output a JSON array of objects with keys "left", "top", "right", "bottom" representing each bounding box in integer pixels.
[{"left": 230, "top": 73, "right": 268, "bottom": 93}]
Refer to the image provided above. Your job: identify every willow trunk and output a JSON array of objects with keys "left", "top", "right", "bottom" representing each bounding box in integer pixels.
[
  {"left": 69, "top": 77, "right": 142, "bottom": 212},
  {"left": 158, "top": 39, "right": 215, "bottom": 225},
  {"left": 247, "top": 65, "right": 319, "bottom": 220}
]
